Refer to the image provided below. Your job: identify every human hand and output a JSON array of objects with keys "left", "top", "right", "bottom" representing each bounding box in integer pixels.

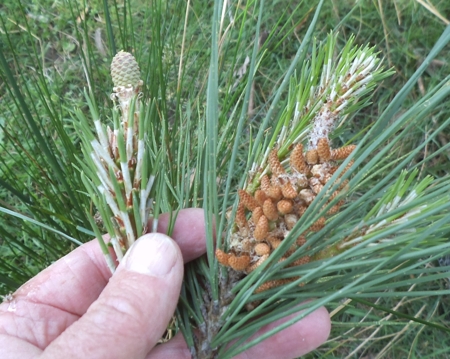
[{"left": 0, "top": 208, "right": 330, "bottom": 359}]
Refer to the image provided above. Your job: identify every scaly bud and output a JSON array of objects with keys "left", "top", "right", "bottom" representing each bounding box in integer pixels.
[
  {"left": 268, "top": 236, "right": 282, "bottom": 249},
  {"left": 215, "top": 248, "right": 229, "bottom": 266},
  {"left": 238, "top": 189, "right": 259, "bottom": 211},
  {"left": 254, "top": 215, "right": 269, "bottom": 240},
  {"left": 261, "top": 175, "right": 282, "bottom": 200},
  {"left": 290, "top": 143, "right": 309, "bottom": 174},
  {"left": 235, "top": 203, "right": 247, "bottom": 228},
  {"left": 269, "top": 149, "right": 285, "bottom": 176},
  {"left": 291, "top": 256, "right": 311, "bottom": 266},
  {"left": 246, "top": 254, "right": 269, "bottom": 273},
  {"left": 252, "top": 206, "right": 264, "bottom": 225},
  {"left": 305, "top": 149, "right": 319, "bottom": 165},
  {"left": 263, "top": 199, "right": 278, "bottom": 221},
  {"left": 228, "top": 254, "right": 251, "bottom": 271},
  {"left": 254, "top": 189, "right": 268, "bottom": 206},
  {"left": 277, "top": 199, "right": 293, "bottom": 214},
  {"left": 331, "top": 145, "right": 356, "bottom": 160},
  {"left": 317, "top": 138, "right": 331, "bottom": 162},
  {"left": 254, "top": 243, "right": 271, "bottom": 256},
  {"left": 282, "top": 182, "right": 297, "bottom": 199},
  {"left": 111, "top": 51, "right": 141, "bottom": 88},
  {"left": 310, "top": 217, "right": 326, "bottom": 231}
]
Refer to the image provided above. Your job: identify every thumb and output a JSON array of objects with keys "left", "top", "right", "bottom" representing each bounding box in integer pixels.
[{"left": 42, "top": 233, "right": 184, "bottom": 359}]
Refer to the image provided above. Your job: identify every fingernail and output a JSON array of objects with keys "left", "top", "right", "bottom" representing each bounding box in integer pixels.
[{"left": 124, "top": 234, "right": 179, "bottom": 277}]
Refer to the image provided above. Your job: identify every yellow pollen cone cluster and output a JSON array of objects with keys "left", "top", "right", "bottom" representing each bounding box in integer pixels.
[{"left": 216, "top": 137, "right": 355, "bottom": 292}]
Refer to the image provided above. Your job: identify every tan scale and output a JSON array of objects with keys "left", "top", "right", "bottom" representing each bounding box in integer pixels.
[
  {"left": 260, "top": 174, "right": 271, "bottom": 193},
  {"left": 261, "top": 175, "right": 283, "bottom": 200},
  {"left": 327, "top": 202, "right": 343, "bottom": 215},
  {"left": 309, "top": 177, "right": 324, "bottom": 194},
  {"left": 285, "top": 243, "right": 298, "bottom": 256},
  {"left": 241, "top": 238, "right": 253, "bottom": 252},
  {"left": 297, "top": 205, "right": 307, "bottom": 217},
  {"left": 284, "top": 214, "right": 298, "bottom": 230},
  {"left": 268, "top": 186, "right": 282, "bottom": 201}
]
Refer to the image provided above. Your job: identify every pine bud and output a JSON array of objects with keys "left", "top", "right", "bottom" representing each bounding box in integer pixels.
[
  {"left": 215, "top": 249, "right": 229, "bottom": 266},
  {"left": 252, "top": 206, "right": 264, "bottom": 225},
  {"left": 254, "top": 215, "right": 269, "bottom": 240},
  {"left": 238, "top": 189, "right": 259, "bottom": 211},
  {"left": 254, "top": 243, "right": 271, "bottom": 256},
  {"left": 263, "top": 199, "right": 278, "bottom": 221},
  {"left": 277, "top": 199, "right": 293, "bottom": 214},
  {"left": 269, "top": 149, "right": 285, "bottom": 176},
  {"left": 317, "top": 138, "right": 331, "bottom": 162},
  {"left": 235, "top": 203, "right": 247, "bottom": 228},
  {"left": 111, "top": 51, "right": 141, "bottom": 88},
  {"left": 246, "top": 254, "right": 269, "bottom": 273},
  {"left": 290, "top": 143, "right": 309, "bottom": 174},
  {"left": 228, "top": 254, "right": 251, "bottom": 271}
]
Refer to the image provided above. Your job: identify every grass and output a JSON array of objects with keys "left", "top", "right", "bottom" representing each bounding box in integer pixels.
[{"left": 1, "top": 0, "right": 450, "bottom": 357}]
